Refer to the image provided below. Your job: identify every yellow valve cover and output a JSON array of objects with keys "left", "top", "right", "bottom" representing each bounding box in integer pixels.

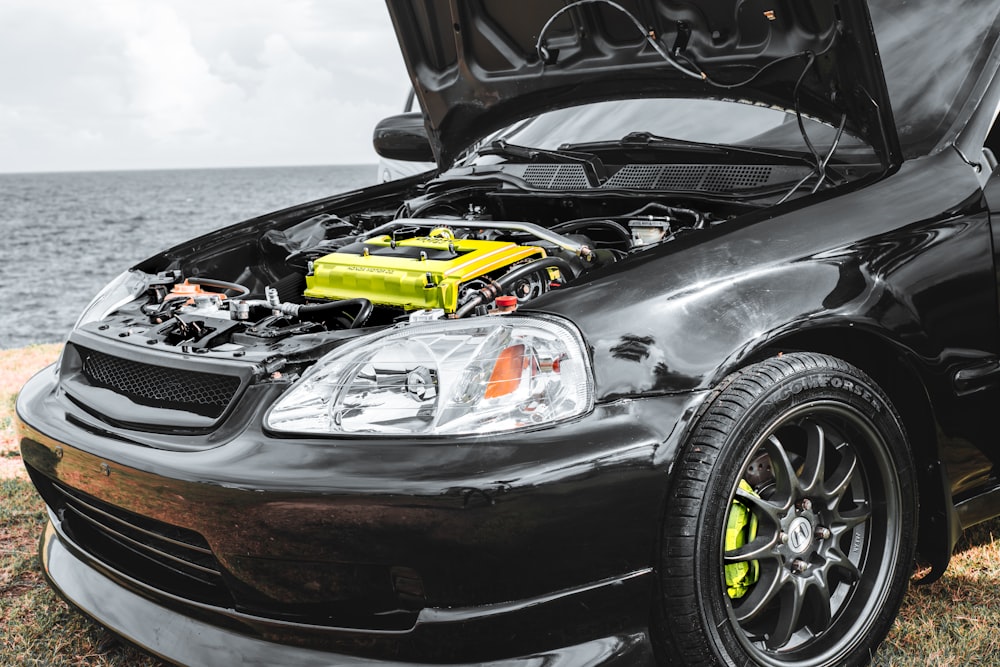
[{"left": 304, "top": 234, "right": 546, "bottom": 312}]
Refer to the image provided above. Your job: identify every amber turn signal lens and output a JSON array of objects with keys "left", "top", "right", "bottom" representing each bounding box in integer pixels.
[{"left": 485, "top": 344, "right": 526, "bottom": 399}]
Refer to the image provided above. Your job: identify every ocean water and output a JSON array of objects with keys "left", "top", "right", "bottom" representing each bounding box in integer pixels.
[{"left": 0, "top": 165, "right": 376, "bottom": 349}]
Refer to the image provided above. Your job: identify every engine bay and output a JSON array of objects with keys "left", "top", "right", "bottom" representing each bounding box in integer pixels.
[{"left": 84, "top": 186, "right": 747, "bottom": 359}]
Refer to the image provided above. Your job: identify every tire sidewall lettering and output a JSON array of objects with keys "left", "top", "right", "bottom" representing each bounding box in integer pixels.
[{"left": 766, "top": 373, "right": 883, "bottom": 413}]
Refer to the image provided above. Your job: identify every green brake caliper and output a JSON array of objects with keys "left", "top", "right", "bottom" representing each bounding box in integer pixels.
[{"left": 725, "top": 480, "right": 760, "bottom": 599}]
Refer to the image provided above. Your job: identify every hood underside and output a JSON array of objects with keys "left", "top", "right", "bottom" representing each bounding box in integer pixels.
[{"left": 386, "top": 0, "right": 898, "bottom": 168}]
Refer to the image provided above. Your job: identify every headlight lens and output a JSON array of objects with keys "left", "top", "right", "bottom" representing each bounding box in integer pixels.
[
  {"left": 73, "top": 270, "right": 151, "bottom": 330},
  {"left": 266, "top": 315, "right": 594, "bottom": 436}
]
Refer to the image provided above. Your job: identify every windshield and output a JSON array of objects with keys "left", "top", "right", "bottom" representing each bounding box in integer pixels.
[{"left": 464, "top": 98, "right": 872, "bottom": 163}]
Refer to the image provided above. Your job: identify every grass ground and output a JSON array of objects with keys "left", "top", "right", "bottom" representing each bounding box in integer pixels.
[
  {"left": 1, "top": 345, "right": 161, "bottom": 666},
  {"left": 1, "top": 345, "right": 999, "bottom": 665},
  {"left": 0, "top": 477, "right": 162, "bottom": 666}
]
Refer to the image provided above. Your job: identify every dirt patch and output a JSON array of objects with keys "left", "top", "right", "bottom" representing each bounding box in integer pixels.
[
  {"left": 0, "top": 456, "right": 26, "bottom": 480},
  {"left": 0, "top": 344, "right": 62, "bottom": 478}
]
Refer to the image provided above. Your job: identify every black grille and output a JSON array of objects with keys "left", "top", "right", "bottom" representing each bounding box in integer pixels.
[
  {"left": 603, "top": 164, "right": 774, "bottom": 191},
  {"left": 522, "top": 164, "right": 590, "bottom": 189},
  {"left": 40, "top": 475, "right": 231, "bottom": 606},
  {"left": 515, "top": 163, "right": 783, "bottom": 192},
  {"left": 78, "top": 347, "right": 240, "bottom": 418},
  {"left": 701, "top": 165, "right": 773, "bottom": 190}
]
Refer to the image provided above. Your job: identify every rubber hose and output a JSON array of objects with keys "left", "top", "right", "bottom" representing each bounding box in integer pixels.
[
  {"left": 299, "top": 298, "right": 374, "bottom": 328},
  {"left": 189, "top": 277, "right": 251, "bottom": 297},
  {"left": 454, "top": 257, "right": 581, "bottom": 319},
  {"left": 549, "top": 219, "right": 632, "bottom": 242}
]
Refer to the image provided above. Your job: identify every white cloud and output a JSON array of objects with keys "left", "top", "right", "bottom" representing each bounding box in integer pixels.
[
  {"left": 99, "top": 2, "right": 245, "bottom": 138},
  {"left": 0, "top": 0, "right": 410, "bottom": 172}
]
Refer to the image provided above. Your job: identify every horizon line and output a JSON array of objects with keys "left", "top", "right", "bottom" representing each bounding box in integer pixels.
[{"left": 0, "top": 162, "right": 379, "bottom": 177}]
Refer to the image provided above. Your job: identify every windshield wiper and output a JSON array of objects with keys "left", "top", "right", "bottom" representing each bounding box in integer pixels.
[
  {"left": 562, "top": 131, "right": 817, "bottom": 167},
  {"left": 480, "top": 139, "right": 607, "bottom": 185}
]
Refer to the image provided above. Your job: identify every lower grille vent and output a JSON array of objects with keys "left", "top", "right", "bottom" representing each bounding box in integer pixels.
[{"left": 42, "top": 476, "right": 232, "bottom": 606}]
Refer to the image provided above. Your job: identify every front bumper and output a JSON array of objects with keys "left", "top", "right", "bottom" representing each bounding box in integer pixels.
[
  {"left": 41, "top": 518, "right": 655, "bottom": 666},
  {"left": 19, "top": 364, "right": 707, "bottom": 664}
]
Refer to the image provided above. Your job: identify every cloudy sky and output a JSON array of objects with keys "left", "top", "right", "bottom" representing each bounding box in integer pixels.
[{"left": 0, "top": 0, "right": 410, "bottom": 173}]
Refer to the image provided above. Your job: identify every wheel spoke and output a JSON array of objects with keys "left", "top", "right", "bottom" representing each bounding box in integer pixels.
[
  {"left": 766, "top": 579, "right": 806, "bottom": 649},
  {"left": 805, "top": 582, "right": 833, "bottom": 633},
  {"left": 725, "top": 534, "right": 779, "bottom": 563},
  {"left": 824, "top": 545, "right": 861, "bottom": 582},
  {"left": 735, "top": 487, "right": 784, "bottom": 524},
  {"left": 823, "top": 445, "right": 858, "bottom": 504},
  {"left": 799, "top": 420, "right": 826, "bottom": 494},
  {"left": 733, "top": 563, "right": 787, "bottom": 623},
  {"left": 763, "top": 435, "right": 798, "bottom": 507},
  {"left": 836, "top": 502, "right": 871, "bottom": 530}
]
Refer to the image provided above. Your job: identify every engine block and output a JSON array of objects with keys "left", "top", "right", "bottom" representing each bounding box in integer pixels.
[{"left": 304, "top": 231, "right": 546, "bottom": 312}]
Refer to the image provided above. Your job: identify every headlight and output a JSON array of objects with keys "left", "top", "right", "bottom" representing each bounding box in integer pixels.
[
  {"left": 265, "top": 315, "right": 594, "bottom": 436},
  {"left": 73, "top": 270, "right": 151, "bottom": 330}
]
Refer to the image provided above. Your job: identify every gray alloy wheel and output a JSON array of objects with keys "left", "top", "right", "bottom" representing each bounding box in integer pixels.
[{"left": 655, "top": 352, "right": 917, "bottom": 667}]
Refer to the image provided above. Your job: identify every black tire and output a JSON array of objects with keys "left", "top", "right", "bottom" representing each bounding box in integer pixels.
[{"left": 655, "top": 352, "right": 917, "bottom": 667}]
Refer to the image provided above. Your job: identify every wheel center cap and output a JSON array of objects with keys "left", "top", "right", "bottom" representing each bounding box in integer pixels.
[{"left": 787, "top": 517, "right": 813, "bottom": 554}]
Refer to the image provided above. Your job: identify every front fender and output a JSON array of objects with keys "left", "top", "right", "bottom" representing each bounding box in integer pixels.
[
  {"left": 542, "top": 149, "right": 996, "bottom": 402},
  {"left": 540, "top": 149, "right": 1000, "bottom": 580}
]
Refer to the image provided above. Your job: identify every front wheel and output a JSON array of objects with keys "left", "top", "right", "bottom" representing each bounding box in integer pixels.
[{"left": 656, "top": 353, "right": 917, "bottom": 667}]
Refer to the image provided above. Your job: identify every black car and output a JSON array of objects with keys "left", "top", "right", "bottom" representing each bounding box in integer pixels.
[{"left": 17, "top": 1, "right": 1000, "bottom": 665}]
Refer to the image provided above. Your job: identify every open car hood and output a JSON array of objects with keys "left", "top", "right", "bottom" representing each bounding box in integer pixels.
[{"left": 385, "top": 0, "right": 900, "bottom": 168}]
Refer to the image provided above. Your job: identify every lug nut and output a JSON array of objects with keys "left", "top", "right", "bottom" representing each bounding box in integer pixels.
[
  {"left": 815, "top": 526, "right": 831, "bottom": 540},
  {"left": 779, "top": 531, "right": 789, "bottom": 544},
  {"left": 799, "top": 498, "right": 813, "bottom": 512},
  {"left": 790, "top": 559, "right": 808, "bottom": 574}
]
